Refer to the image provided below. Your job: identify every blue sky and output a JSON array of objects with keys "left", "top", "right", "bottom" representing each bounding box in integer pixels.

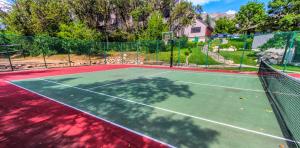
[{"left": 190, "top": 0, "right": 271, "bottom": 14}]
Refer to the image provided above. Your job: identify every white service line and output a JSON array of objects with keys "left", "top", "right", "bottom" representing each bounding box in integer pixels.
[
  {"left": 89, "top": 71, "right": 172, "bottom": 90},
  {"left": 7, "top": 81, "right": 175, "bottom": 148},
  {"left": 27, "top": 78, "right": 299, "bottom": 144},
  {"left": 33, "top": 67, "right": 138, "bottom": 79}
]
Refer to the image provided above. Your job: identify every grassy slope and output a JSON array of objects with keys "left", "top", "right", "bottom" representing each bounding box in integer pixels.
[
  {"left": 147, "top": 47, "right": 219, "bottom": 65},
  {"left": 219, "top": 51, "right": 258, "bottom": 66},
  {"left": 272, "top": 65, "right": 300, "bottom": 72}
]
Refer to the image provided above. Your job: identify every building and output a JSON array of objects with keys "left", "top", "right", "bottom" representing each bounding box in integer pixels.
[{"left": 178, "top": 19, "right": 213, "bottom": 42}]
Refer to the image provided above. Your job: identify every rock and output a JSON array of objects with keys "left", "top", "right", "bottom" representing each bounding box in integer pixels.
[
  {"left": 212, "top": 46, "right": 219, "bottom": 52},
  {"left": 257, "top": 48, "right": 285, "bottom": 64},
  {"left": 222, "top": 39, "right": 228, "bottom": 44},
  {"left": 268, "top": 59, "right": 278, "bottom": 64},
  {"left": 220, "top": 46, "right": 236, "bottom": 52}
]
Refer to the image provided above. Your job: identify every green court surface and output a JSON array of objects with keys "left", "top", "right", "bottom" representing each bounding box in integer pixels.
[{"left": 11, "top": 68, "right": 294, "bottom": 147}]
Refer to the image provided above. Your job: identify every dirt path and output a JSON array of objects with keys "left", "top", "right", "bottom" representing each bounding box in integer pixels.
[{"left": 201, "top": 45, "right": 234, "bottom": 65}]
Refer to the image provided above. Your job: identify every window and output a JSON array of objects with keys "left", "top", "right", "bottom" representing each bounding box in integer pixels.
[{"left": 191, "top": 27, "right": 201, "bottom": 33}]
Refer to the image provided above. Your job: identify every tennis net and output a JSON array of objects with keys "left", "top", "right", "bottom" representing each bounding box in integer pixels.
[{"left": 259, "top": 60, "right": 300, "bottom": 147}]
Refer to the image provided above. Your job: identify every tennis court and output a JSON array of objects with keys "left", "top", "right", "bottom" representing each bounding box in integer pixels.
[{"left": 7, "top": 66, "right": 298, "bottom": 147}]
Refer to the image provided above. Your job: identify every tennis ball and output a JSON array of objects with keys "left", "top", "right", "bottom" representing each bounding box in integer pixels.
[{"left": 279, "top": 144, "right": 285, "bottom": 148}]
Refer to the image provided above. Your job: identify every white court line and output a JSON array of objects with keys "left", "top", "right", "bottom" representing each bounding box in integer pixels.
[
  {"left": 89, "top": 71, "right": 172, "bottom": 90},
  {"left": 176, "top": 81, "right": 264, "bottom": 92},
  {"left": 176, "top": 81, "right": 300, "bottom": 97},
  {"left": 23, "top": 78, "right": 300, "bottom": 144},
  {"left": 7, "top": 81, "right": 175, "bottom": 148},
  {"left": 169, "top": 69, "right": 258, "bottom": 79},
  {"left": 17, "top": 67, "right": 139, "bottom": 80}
]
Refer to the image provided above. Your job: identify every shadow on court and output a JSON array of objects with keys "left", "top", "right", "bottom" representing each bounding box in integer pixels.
[{"left": 13, "top": 76, "right": 220, "bottom": 147}]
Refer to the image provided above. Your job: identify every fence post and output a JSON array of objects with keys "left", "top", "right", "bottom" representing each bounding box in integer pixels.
[
  {"left": 145, "top": 42, "right": 148, "bottom": 62},
  {"left": 239, "top": 48, "right": 245, "bottom": 71},
  {"left": 121, "top": 42, "right": 124, "bottom": 64},
  {"left": 156, "top": 40, "right": 159, "bottom": 63},
  {"left": 42, "top": 49, "right": 47, "bottom": 68},
  {"left": 283, "top": 31, "right": 297, "bottom": 72},
  {"left": 88, "top": 42, "right": 92, "bottom": 65},
  {"left": 21, "top": 45, "right": 26, "bottom": 59},
  {"left": 170, "top": 40, "right": 174, "bottom": 67},
  {"left": 6, "top": 50, "right": 13, "bottom": 71},
  {"left": 239, "top": 35, "right": 248, "bottom": 71},
  {"left": 178, "top": 40, "right": 181, "bottom": 65},
  {"left": 206, "top": 39, "right": 210, "bottom": 68},
  {"left": 104, "top": 42, "right": 108, "bottom": 64},
  {"left": 68, "top": 47, "right": 71, "bottom": 67},
  {"left": 136, "top": 42, "right": 139, "bottom": 64}
]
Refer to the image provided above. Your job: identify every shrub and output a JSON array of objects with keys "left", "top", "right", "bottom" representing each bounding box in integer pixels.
[{"left": 219, "top": 44, "right": 231, "bottom": 49}]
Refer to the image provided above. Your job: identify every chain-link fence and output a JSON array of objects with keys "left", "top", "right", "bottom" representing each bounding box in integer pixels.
[{"left": 0, "top": 32, "right": 299, "bottom": 72}]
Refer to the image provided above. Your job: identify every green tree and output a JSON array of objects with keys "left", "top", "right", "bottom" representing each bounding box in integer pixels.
[
  {"left": 214, "top": 17, "right": 236, "bottom": 34},
  {"left": 1, "top": 0, "right": 35, "bottom": 35},
  {"left": 267, "top": 0, "right": 300, "bottom": 31},
  {"left": 2, "top": 0, "right": 70, "bottom": 36},
  {"left": 236, "top": 1, "right": 267, "bottom": 34},
  {"left": 57, "top": 22, "right": 101, "bottom": 40},
  {"left": 205, "top": 14, "right": 213, "bottom": 28},
  {"left": 130, "top": 1, "right": 151, "bottom": 39},
  {"left": 141, "top": 11, "right": 168, "bottom": 40},
  {"left": 170, "top": 1, "right": 196, "bottom": 33}
]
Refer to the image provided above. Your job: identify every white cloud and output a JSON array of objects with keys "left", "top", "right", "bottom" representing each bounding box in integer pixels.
[
  {"left": 189, "top": 0, "right": 220, "bottom": 5},
  {"left": 225, "top": 10, "right": 237, "bottom": 15},
  {"left": 0, "top": 0, "right": 12, "bottom": 12}
]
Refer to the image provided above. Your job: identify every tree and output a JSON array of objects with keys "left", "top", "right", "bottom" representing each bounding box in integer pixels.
[
  {"left": 214, "top": 17, "right": 236, "bottom": 34},
  {"left": 130, "top": 1, "right": 151, "bottom": 39},
  {"left": 236, "top": 1, "right": 267, "bottom": 34},
  {"left": 57, "top": 22, "right": 101, "bottom": 40},
  {"left": 1, "top": 0, "right": 70, "bottom": 36},
  {"left": 170, "top": 1, "right": 195, "bottom": 34},
  {"left": 141, "top": 11, "right": 168, "bottom": 40},
  {"left": 0, "top": 0, "right": 201, "bottom": 42},
  {"left": 30, "top": 0, "right": 70, "bottom": 36},
  {"left": 1, "top": 0, "right": 35, "bottom": 35},
  {"left": 267, "top": 0, "right": 300, "bottom": 31},
  {"left": 205, "top": 14, "right": 213, "bottom": 28}
]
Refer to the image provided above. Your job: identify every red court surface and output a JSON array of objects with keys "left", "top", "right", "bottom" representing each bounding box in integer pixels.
[{"left": 0, "top": 80, "right": 167, "bottom": 148}]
